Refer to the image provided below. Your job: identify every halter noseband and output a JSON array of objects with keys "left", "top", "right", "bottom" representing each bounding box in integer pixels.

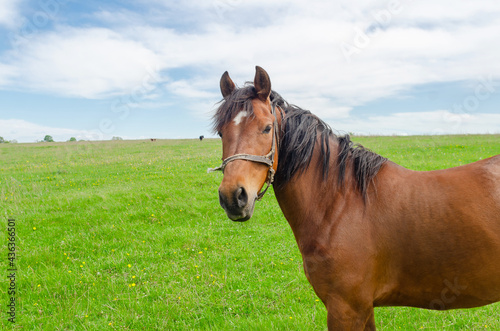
[{"left": 208, "top": 103, "right": 279, "bottom": 201}]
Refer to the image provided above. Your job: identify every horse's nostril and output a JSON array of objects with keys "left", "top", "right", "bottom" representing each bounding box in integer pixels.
[{"left": 235, "top": 187, "right": 248, "bottom": 208}]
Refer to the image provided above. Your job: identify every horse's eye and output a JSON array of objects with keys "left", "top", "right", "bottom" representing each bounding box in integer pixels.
[
  {"left": 263, "top": 125, "right": 272, "bottom": 134},
  {"left": 217, "top": 131, "right": 222, "bottom": 138}
]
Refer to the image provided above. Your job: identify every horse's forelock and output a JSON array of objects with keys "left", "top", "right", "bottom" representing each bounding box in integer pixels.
[{"left": 212, "top": 84, "right": 257, "bottom": 134}]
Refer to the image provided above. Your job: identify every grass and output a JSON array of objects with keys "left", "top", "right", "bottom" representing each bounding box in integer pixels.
[{"left": 1, "top": 135, "right": 499, "bottom": 330}]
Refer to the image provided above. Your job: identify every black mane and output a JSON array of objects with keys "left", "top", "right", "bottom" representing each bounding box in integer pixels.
[{"left": 212, "top": 84, "right": 388, "bottom": 197}]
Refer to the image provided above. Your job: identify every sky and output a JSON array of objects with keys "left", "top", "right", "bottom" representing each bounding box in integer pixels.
[{"left": 1, "top": 0, "right": 500, "bottom": 143}]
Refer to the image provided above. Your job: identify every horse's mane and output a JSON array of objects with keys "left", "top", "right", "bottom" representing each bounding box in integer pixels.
[{"left": 212, "top": 84, "right": 388, "bottom": 198}]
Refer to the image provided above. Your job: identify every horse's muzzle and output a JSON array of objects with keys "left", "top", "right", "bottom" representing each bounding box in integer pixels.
[{"left": 218, "top": 186, "right": 256, "bottom": 222}]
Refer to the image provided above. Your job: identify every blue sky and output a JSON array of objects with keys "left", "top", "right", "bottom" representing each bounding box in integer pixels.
[{"left": 1, "top": 0, "right": 500, "bottom": 142}]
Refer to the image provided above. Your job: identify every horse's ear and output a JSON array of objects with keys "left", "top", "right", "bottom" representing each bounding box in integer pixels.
[
  {"left": 220, "top": 71, "right": 235, "bottom": 98},
  {"left": 254, "top": 66, "right": 271, "bottom": 102}
]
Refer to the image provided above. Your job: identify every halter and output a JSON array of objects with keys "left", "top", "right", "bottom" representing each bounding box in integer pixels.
[{"left": 208, "top": 102, "right": 279, "bottom": 201}]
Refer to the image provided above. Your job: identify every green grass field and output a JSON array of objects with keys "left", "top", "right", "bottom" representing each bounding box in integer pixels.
[{"left": 1, "top": 135, "right": 500, "bottom": 330}]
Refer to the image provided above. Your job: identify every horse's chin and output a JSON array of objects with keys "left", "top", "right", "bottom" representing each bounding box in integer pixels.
[
  {"left": 225, "top": 199, "right": 256, "bottom": 222},
  {"left": 229, "top": 214, "right": 251, "bottom": 222}
]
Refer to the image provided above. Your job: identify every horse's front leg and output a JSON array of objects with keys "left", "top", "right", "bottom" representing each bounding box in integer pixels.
[
  {"left": 326, "top": 296, "right": 376, "bottom": 330},
  {"left": 301, "top": 244, "right": 377, "bottom": 330}
]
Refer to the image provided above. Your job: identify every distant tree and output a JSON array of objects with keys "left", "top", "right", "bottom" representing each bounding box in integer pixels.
[
  {"left": 0, "top": 136, "right": 5, "bottom": 143},
  {"left": 43, "top": 135, "right": 54, "bottom": 142},
  {"left": 68, "top": 137, "right": 77, "bottom": 142},
  {"left": 10, "top": 139, "right": 18, "bottom": 143},
  {"left": 111, "top": 136, "right": 123, "bottom": 141}
]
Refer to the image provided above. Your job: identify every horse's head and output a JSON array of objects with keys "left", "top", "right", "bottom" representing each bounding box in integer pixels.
[{"left": 212, "top": 66, "right": 279, "bottom": 221}]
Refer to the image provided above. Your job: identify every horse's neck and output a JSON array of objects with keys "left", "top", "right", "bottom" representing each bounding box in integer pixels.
[
  {"left": 273, "top": 147, "right": 405, "bottom": 250},
  {"left": 273, "top": 144, "right": 363, "bottom": 244}
]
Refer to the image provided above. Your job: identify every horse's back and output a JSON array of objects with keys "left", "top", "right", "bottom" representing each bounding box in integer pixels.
[
  {"left": 485, "top": 154, "right": 500, "bottom": 202},
  {"left": 372, "top": 155, "right": 500, "bottom": 309}
]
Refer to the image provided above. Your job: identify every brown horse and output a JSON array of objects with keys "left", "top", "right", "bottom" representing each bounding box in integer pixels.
[{"left": 210, "top": 66, "right": 500, "bottom": 330}]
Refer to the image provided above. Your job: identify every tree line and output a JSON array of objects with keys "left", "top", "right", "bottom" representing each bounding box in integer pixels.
[{"left": 0, "top": 135, "right": 125, "bottom": 143}]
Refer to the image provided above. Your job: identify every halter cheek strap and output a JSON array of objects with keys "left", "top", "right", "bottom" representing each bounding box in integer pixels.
[{"left": 208, "top": 103, "right": 279, "bottom": 201}]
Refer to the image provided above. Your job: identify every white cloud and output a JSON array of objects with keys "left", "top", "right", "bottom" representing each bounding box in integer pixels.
[
  {"left": 2, "top": 27, "right": 164, "bottom": 98},
  {"left": 125, "top": 0, "right": 500, "bottom": 109},
  {"left": 0, "top": 0, "right": 21, "bottom": 28},
  {"left": 166, "top": 80, "right": 217, "bottom": 99},
  {"left": 3, "top": 1, "right": 500, "bottom": 105},
  {"left": 330, "top": 111, "right": 500, "bottom": 136},
  {"left": 0, "top": 62, "right": 15, "bottom": 86},
  {"left": 0, "top": 119, "right": 104, "bottom": 143},
  {"left": 1, "top": 0, "right": 500, "bottom": 138}
]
